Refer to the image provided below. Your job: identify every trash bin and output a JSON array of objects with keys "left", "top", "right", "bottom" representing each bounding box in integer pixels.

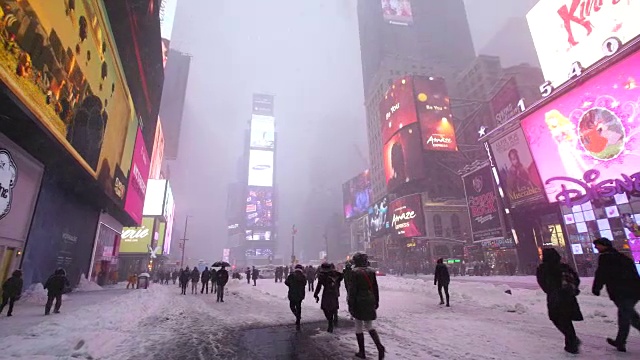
[{"left": 137, "top": 272, "right": 150, "bottom": 289}]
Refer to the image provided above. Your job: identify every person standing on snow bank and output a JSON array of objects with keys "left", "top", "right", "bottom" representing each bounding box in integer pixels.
[
  {"left": 314, "top": 263, "right": 344, "bottom": 333},
  {"left": 348, "top": 252, "right": 385, "bottom": 360},
  {"left": 0, "top": 269, "right": 23, "bottom": 317},
  {"left": 251, "top": 266, "right": 260, "bottom": 286},
  {"left": 190, "top": 267, "right": 200, "bottom": 294},
  {"left": 216, "top": 266, "right": 229, "bottom": 302},
  {"left": 537, "top": 248, "right": 583, "bottom": 354},
  {"left": 592, "top": 237, "right": 640, "bottom": 353},
  {"left": 44, "top": 268, "right": 70, "bottom": 315},
  {"left": 179, "top": 267, "right": 190, "bottom": 295},
  {"left": 286, "top": 264, "right": 307, "bottom": 331},
  {"left": 201, "top": 267, "right": 211, "bottom": 294},
  {"left": 434, "top": 258, "right": 450, "bottom": 307}
]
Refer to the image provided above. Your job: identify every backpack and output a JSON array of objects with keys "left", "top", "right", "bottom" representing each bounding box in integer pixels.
[{"left": 560, "top": 265, "right": 580, "bottom": 296}]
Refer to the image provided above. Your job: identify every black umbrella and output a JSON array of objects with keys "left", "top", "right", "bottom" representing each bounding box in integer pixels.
[{"left": 212, "top": 261, "right": 230, "bottom": 268}]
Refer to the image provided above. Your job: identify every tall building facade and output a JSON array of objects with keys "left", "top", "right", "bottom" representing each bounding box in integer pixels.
[{"left": 357, "top": 0, "right": 476, "bottom": 200}]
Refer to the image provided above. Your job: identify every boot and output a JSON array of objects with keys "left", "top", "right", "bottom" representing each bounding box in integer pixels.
[
  {"left": 295, "top": 316, "right": 301, "bottom": 331},
  {"left": 607, "top": 338, "right": 626, "bottom": 352},
  {"left": 355, "top": 333, "right": 366, "bottom": 359},
  {"left": 333, "top": 313, "right": 338, "bottom": 326},
  {"left": 369, "top": 329, "right": 385, "bottom": 359},
  {"left": 327, "top": 320, "right": 334, "bottom": 333}
]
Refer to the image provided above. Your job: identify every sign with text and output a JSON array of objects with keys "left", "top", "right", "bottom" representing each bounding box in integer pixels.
[
  {"left": 413, "top": 77, "right": 457, "bottom": 151},
  {"left": 463, "top": 165, "right": 504, "bottom": 242},
  {"left": 388, "top": 193, "right": 425, "bottom": 239},
  {"left": 120, "top": 217, "right": 154, "bottom": 253},
  {"left": 490, "top": 77, "right": 522, "bottom": 126}
]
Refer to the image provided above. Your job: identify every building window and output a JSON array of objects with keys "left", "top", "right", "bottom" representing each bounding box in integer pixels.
[
  {"left": 433, "top": 215, "right": 443, "bottom": 237},
  {"left": 451, "top": 214, "right": 461, "bottom": 237}
]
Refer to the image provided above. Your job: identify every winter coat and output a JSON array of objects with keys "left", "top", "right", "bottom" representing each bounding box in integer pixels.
[
  {"left": 251, "top": 269, "right": 259, "bottom": 280},
  {"left": 343, "top": 266, "right": 352, "bottom": 290},
  {"left": 537, "top": 262, "right": 584, "bottom": 322},
  {"left": 285, "top": 269, "right": 307, "bottom": 302},
  {"left": 201, "top": 269, "right": 211, "bottom": 283},
  {"left": 44, "top": 273, "right": 70, "bottom": 296},
  {"left": 179, "top": 270, "right": 190, "bottom": 284},
  {"left": 593, "top": 248, "right": 640, "bottom": 302},
  {"left": 314, "top": 270, "right": 344, "bottom": 312},
  {"left": 216, "top": 269, "right": 229, "bottom": 286},
  {"left": 190, "top": 269, "right": 200, "bottom": 283},
  {"left": 211, "top": 270, "right": 218, "bottom": 283},
  {"left": 2, "top": 273, "right": 23, "bottom": 298},
  {"left": 434, "top": 263, "right": 450, "bottom": 286},
  {"left": 306, "top": 267, "right": 316, "bottom": 282},
  {"left": 348, "top": 266, "right": 379, "bottom": 321}
]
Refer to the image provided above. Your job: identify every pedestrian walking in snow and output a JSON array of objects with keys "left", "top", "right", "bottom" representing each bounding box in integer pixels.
[
  {"left": 190, "top": 267, "right": 200, "bottom": 294},
  {"left": 179, "top": 267, "right": 190, "bottom": 295},
  {"left": 537, "top": 248, "right": 583, "bottom": 354},
  {"left": 314, "top": 263, "right": 344, "bottom": 333},
  {"left": 211, "top": 267, "right": 218, "bottom": 294},
  {"left": 306, "top": 265, "right": 316, "bottom": 292},
  {"left": 126, "top": 273, "right": 137, "bottom": 289},
  {"left": 252, "top": 266, "right": 260, "bottom": 286},
  {"left": 283, "top": 265, "right": 289, "bottom": 280},
  {"left": 0, "top": 269, "right": 23, "bottom": 317},
  {"left": 201, "top": 267, "right": 211, "bottom": 294},
  {"left": 172, "top": 270, "right": 179, "bottom": 285},
  {"left": 348, "top": 252, "right": 385, "bottom": 359},
  {"left": 44, "top": 268, "right": 70, "bottom": 315},
  {"left": 592, "top": 237, "right": 640, "bottom": 352},
  {"left": 245, "top": 267, "right": 251, "bottom": 284},
  {"left": 434, "top": 258, "right": 451, "bottom": 307},
  {"left": 165, "top": 271, "right": 171, "bottom": 285},
  {"left": 216, "top": 266, "right": 229, "bottom": 302},
  {"left": 286, "top": 264, "right": 307, "bottom": 331}
]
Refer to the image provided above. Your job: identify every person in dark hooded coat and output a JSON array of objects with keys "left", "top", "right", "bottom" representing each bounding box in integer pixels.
[
  {"left": 348, "top": 252, "right": 385, "bottom": 359},
  {"left": 434, "top": 258, "right": 451, "bottom": 306},
  {"left": 285, "top": 264, "right": 307, "bottom": 331},
  {"left": 1, "top": 269, "right": 23, "bottom": 317},
  {"left": 314, "top": 263, "right": 344, "bottom": 332},
  {"left": 210, "top": 267, "right": 218, "bottom": 294},
  {"left": 44, "top": 268, "right": 70, "bottom": 315},
  {"left": 179, "top": 267, "right": 190, "bottom": 295},
  {"left": 216, "top": 266, "right": 229, "bottom": 302},
  {"left": 190, "top": 267, "right": 200, "bottom": 294},
  {"left": 536, "top": 248, "right": 583, "bottom": 354}
]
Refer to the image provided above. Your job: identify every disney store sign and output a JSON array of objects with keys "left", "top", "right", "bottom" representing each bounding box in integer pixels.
[{"left": 546, "top": 169, "right": 640, "bottom": 206}]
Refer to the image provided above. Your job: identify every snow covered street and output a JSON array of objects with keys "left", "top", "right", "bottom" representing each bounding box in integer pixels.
[{"left": 0, "top": 275, "right": 638, "bottom": 359}]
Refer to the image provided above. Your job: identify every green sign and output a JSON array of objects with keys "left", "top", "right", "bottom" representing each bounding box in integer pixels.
[{"left": 120, "top": 217, "right": 154, "bottom": 253}]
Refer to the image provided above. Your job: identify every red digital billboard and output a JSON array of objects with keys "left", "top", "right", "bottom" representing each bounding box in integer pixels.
[
  {"left": 389, "top": 193, "right": 425, "bottom": 239},
  {"left": 413, "top": 77, "right": 458, "bottom": 152},
  {"left": 379, "top": 77, "right": 418, "bottom": 144},
  {"left": 383, "top": 123, "right": 426, "bottom": 192}
]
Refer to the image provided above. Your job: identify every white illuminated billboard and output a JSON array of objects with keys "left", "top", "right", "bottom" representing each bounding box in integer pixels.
[
  {"left": 248, "top": 150, "right": 274, "bottom": 187},
  {"left": 163, "top": 182, "right": 175, "bottom": 254},
  {"left": 527, "top": 0, "right": 640, "bottom": 88},
  {"left": 143, "top": 179, "right": 167, "bottom": 216},
  {"left": 250, "top": 115, "right": 275, "bottom": 149}
]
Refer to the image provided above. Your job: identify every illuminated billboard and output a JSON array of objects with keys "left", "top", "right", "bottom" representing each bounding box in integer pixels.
[
  {"left": 413, "top": 77, "right": 457, "bottom": 152},
  {"left": 0, "top": 0, "right": 138, "bottom": 203},
  {"left": 124, "top": 130, "right": 150, "bottom": 225},
  {"left": 246, "top": 187, "right": 273, "bottom": 227},
  {"left": 379, "top": 77, "right": 418, "bottom": 144},
  {"left": 490, "top": 77, "right": 522, "bottom": 127},
  {"left": 246, "top": 230, "right": 272, "bottom": 241},
  {"left": 342, "top": 170, "right": 372, "bottom": 220},
  {"left": 252, "top": 94, "right": 274, "bottom": 117},
  {"left": 163, "top": 182, "right": 175, "bottom": 254},
  {"left": 120, "top": 217, "right": 154, "bottom": 253},
  {"left": 149, "top": 119, "right": 165, "bottom": 180},
  {"left": 368, "top": 196, "right": 390, "bottom": 238},
  {"left": 521, "top": 49, "right": 640, "bottom": 206},
  {"left": 463, "top": 165, "right": 503, "bottom": 242},
  {"left": 160, "top": 0, "right": 179, "bottom": 40},
  {"left": 143, "top": 179, "right": 167, "bottom": 216},
  {"left": 527, "top": 0, "right": 640, "bottom": 88},
  {"left": 248, "top": 150, "right": 274, "bottom": 187},
  {"left": 250, "top": 115, "right": 275, "bottom": 149},
  {"left": 388, "top": 194, "right": 425, "bottom": 239},
  {"left": 383, "top": 124, "right": 426, "bottom": 192},
  {"left": 381, "top": 0, "right": 413, "bottom": 25}
]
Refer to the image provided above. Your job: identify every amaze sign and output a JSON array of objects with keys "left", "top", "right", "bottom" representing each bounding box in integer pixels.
[{"left": 389, "top": 194, "right": 425, "bottom": 239}]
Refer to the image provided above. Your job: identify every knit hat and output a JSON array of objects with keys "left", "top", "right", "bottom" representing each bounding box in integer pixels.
[{"left": 593, "top": 237, "right": 613, "bottom": 248}]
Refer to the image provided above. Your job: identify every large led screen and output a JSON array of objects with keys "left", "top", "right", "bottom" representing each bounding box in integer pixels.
[
  {"left": 246, "top": 187, "right": 273, "bottom": 227},
  {"left": 124, "top": 129, "right": 150, "bottom": 225},
  {"left": 388, "top": 193, "right": 425, "bottom": 239},
  {"left": 381, "top": 0, "right": 413, "bottom": 25},
  {"left": 463, "top": 165, "right": 503, "bottom": 242},
  {"left": 248, "top": 150, "right": 274, "bottom": 187},
  {"left": 413, "top": 77, "right": 457, "bottom": 152},
  {"left": 149, "top": 119, "right": 165, "bottom": 179},
  {"left": 368, "top": 196, "right": 390, "bottom": 238},
  {"left": 163, "top": 182, "right": 174, "bottom": 254},
  {"left": 0, "top": 0, "right": 139, "bottom": 202},
  {"left": 490, "top": 77, "right": 522, "bottom": 126},
  {"left": 521, "top": 50, "right": 640, "bottom": 207},
  {"left": 342, "top": 170, "right": 372, "bottom": 220},
  {"left": 120, "top": 217, "right": 154, "bottom": 253},
  {"left": 379, "top": 77, "right": 418, "bottom": 144},
  {"left": 250, "top": 115, "right": 275, "bottom": 149},
  {"left": 490, "top": 127, "right": 545, "bottom": 208},
  {"left": 143, "top": 179, "right": 167, "bottom": 216},
  {"left": 527, "top": 0, "right": 640, "bottom": 88},
  {"left": 384, "top": 123, "right": 426, "bottom": 192}
]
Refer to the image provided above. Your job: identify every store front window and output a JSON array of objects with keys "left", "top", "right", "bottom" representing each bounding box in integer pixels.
[{"left": 91, "top": 223, "right": 120, "bottom": 286}]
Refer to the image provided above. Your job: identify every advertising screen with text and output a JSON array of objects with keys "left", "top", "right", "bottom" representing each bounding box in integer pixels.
[
  {"left": 388, "top": 193, "right": 425, "bottom": 239},
  {"left": 521, "top": 50, "right": 640, "bottom": 207},
  {"left": 342, "top": 170, "right": 372, "bottom": 220},
  {"left": 246, "top": 187, "right": 273, "bottom": 227},
  {"left": 149, "top": 119, "right": 165, "bottom": 179},
  {"left": 463, "top": 165, "right": 503, "bottom": 242},
  {"left": 413, "top": 77, "right": 457, "bottom": 152},
  {"left": 250, "top": 115, "right": 275, "bottom": 149},
  {"left": 379, "top": 77, "right": 418, "bottom": 144},
  {"left": 383, "top": 123, "right": 426, "bottom": 192},
  {"left": 120, "top": 217, "right": 154, "bottom": 253},
  {"left": 248, "top": 150, "right": 274, "bottom": 187},
  {"left": 368, "top": 196, "right": 390, "bottom": 238},
  {"left": 124, "top": 129, "right": 150, "bottom": 225},
  {"left": 490, "top": 77, "right": 522, "bottom": 127},
  {"left": 143, "top": 179, "right": 167, "bottom": 216}
]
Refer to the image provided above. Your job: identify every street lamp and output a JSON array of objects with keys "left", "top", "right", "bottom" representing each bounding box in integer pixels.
[
  {"left": 291, "top": 225, "right": 297, "bottom": 265},
  {"left": 179, "top": 215, "right": 192, "bottom": 268}
]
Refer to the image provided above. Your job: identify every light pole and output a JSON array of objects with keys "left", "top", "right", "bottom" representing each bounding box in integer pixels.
[
  {"left": 179, "top": 215, "right": 192, "bottom": 268},
  {"left": 291, "top": 225, "right": 297, "bottom": 265},
  {"left": 323, "top": 232, "right": 328, "bottom": 262}
]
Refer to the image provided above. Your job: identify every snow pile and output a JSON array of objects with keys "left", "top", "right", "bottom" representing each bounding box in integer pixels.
[
  {"left": 20, "top": 283, "right": 69, "bottom": 305},
  {"left": 74, "top": 275, "right": 104, "bottom": 292}
]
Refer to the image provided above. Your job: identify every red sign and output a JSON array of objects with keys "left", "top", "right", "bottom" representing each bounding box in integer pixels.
[
  {"left": 389, "top": 194, "right": 425, "bottom": 239},
  {"left": 383, "top": 124, "right": 426, "bottom": 192},
  {"left": 413, "top": 77, "right": 458, "bottom": 152},
  {"left": 379, "top": 77, "right": 419, "bottom": 144}
]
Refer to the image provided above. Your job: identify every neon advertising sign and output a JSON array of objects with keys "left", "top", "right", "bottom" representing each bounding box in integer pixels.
[{"left": 547, "top": 169, "right": 640, "bottom": 206}]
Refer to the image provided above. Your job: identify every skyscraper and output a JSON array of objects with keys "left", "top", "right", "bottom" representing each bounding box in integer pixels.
[{"left": 357, "top": 0, "right": 476, "bottom": 200}]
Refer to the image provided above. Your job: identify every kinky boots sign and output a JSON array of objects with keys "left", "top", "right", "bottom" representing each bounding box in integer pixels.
[{"left": 463, "top": 165, "right": 504, "bottom": 242}]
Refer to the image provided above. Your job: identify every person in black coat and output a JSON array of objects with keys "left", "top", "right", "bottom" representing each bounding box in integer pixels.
[
  {"left": 210, "top": 267, "right": 218, "bottom": 294},
  {"left": 314, "top": 263, "right": 344, "bottom": 333},
  {"left": 200, "top": 267, "right": 211, "bottom": 294},
  {"left": 285, "top": 264, "right": 307, "bottom": 331},
  {"left": 537, "top": 248, "right": 583, "bottom": 354},
  {"left": 283, "top": 265, "right": 289, "bottom": 280},
  {"left": 245, "top": 267, "right": 251, "bottom": 284},
  {"left": 190, "top": 268, "right": 200, "bottom": 294},
  {"left": 44, "top": 268, "right": 70, "bottom": 315},
  {"left": 306, "top": 266, "right": 316, "bottom": 292},
  {"left": 434, "top": 258, "right": 451, "bottom": 307},
  {"left": 172, "top": 270, "right": 179, "bottom": 285},
  {"left": 348, "top": 252, "right": 385, "bottom": 359},
  {"left": 216, "top": 267, "right": 229, "bottom": 302},
  {"left": 251, "top": 266, "right": 259, "bottom": 286},
  {"left": 179, "top": 267, "right": 190, "bottom": 295},
  {"left": 592, "top": 237, "right": 640, "bottom": 352},
  {"left": 1, "top": 269, "right": 23, "bottom": 317}
]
